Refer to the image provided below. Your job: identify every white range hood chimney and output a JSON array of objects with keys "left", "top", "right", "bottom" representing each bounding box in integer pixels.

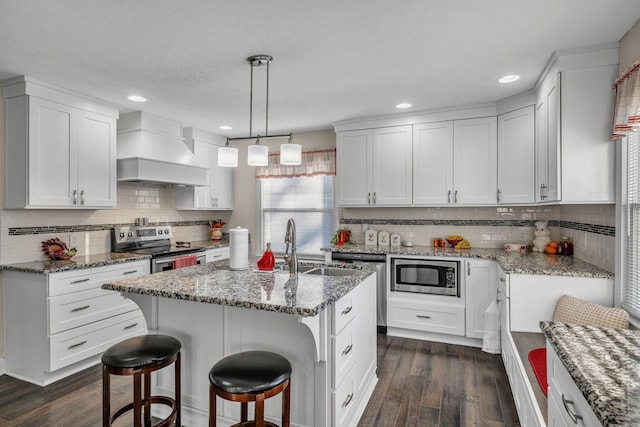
[{"left": 117, "top": 112, "right": 208, "bottom": 186}]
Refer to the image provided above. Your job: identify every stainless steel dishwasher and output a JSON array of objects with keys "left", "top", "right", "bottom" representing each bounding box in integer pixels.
[{"left": 331, "top": 252, "right": 387, "bottom": 333}]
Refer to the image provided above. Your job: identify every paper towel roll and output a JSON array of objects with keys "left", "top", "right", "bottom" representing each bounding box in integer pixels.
[{"left": 229, "top": 227, "right": 249, "bottom": 270}]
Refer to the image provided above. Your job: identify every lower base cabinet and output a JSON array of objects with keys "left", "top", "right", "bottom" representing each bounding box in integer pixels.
[{"left": 3, "top": 260, "right": 149, "bottom": 386}]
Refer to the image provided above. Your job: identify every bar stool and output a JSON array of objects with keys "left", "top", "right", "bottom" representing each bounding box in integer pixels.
[
  {"left": 209, "top": 350, "right": 291, "bottom": 427},
  {"left": 102, "top": 334, "right": 181, "bottom": 427}
]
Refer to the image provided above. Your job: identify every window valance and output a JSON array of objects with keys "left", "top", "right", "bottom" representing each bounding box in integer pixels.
[
  {"left": 612, "top": 58, "right": 640, "bottom": 139},
  {"left": 255, "top": 148, "right": 336, "bottom": 179}
]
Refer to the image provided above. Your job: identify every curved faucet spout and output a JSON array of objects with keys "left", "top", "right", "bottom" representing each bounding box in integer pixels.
[{"left": 283, "top": 218, "right": 298, "bottom": 274}]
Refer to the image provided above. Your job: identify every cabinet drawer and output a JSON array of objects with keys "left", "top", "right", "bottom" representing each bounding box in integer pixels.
[
  {"left": 332, "top": 365, "right": 357, "bottom": 427},
  {"left": 49, "top": 288, "right": 138, "bottom": 334},
  {"left": 206, "top": 247, "right": 230, "bottom": 263},
  {"left": 547, "top": 347, "right": 601, "bottom": 426},
  {"left": 49, "top": 310, "right": 145, "bottom": 371},
  {"left": 388, "top": 300, "right": 465, "bottom": 336},
  {"left": 332, "top": 325, "right": 355, "bottom": 387},
  {"left": 48, "top": 261, "right": 148, "bottom": 296},
  {"left": 333, "top": 292, "right": 356, "bottom": 334}
]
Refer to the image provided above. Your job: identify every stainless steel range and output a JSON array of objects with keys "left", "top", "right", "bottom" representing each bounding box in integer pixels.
[{"left": 112, "top": 225, "right": 206, "bottom": 273}]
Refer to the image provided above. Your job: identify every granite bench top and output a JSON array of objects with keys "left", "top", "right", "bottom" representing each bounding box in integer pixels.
[
  {"left": 325, "top": 244, "right": 613, "bottom": 279},
  {"left": 103, "top": 261, "right": 377, "bottom": 317},
  {"left": 540, "top": 321, "right": 640, "bottom": 427},
  {"left": 0, "top": 253, "right": 151, "bottom": 274}
]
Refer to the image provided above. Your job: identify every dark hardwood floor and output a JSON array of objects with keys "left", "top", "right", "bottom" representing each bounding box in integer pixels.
[{"left": 0, "top": 334, "right": 520, "bottom": 426}]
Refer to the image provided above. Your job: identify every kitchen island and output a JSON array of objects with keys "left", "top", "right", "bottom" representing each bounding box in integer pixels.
[{"left": 103, "top": 261, "right": 378, "bottom": 427}]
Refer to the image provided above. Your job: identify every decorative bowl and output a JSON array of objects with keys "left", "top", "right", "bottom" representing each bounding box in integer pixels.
[{"left": 446, "top": 236, "right": 463, "bottom": 247}]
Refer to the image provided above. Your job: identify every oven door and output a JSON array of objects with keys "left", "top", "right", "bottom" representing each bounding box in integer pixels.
[
  {"left": 152, "top": 252, "right": 207, "bottom": 274},
  {"left": 391, "top": 259, "right": 459, "bottom": 296}
]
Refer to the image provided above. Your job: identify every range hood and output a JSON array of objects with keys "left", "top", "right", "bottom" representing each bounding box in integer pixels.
[{"left": 116, "top": 112, "right": 208, "bottom": 186}]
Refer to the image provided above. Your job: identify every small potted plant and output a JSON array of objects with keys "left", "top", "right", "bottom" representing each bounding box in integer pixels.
[{"left": 210, "top": 220, "right": 226, "bottom": 241}]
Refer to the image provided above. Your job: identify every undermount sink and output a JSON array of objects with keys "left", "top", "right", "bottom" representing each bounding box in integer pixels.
[{"left": 303, "top": 267, "right": 359, "bottom": 277}]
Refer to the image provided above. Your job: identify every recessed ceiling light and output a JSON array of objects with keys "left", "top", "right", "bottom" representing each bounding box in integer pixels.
[
  {"left": 219, "top": 125, "right": 232, "bottom": 130},
  {"left": 395, "top": 103, "right": 412, "bottom": 109},
  {"left": 498, "top": 75, "right": 520, "bottom": 84},
  {"left": 128, "top": 95, "right": 147, "bottom": 102}
]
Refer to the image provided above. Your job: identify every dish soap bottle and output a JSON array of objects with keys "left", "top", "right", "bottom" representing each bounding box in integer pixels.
[{"left": 257, "top": 243, "right": 275, "bottom": 271}]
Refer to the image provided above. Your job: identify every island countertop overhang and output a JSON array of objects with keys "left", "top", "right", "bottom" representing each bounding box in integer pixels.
[{"left": 102, "top": 261, "right": 377, "bottom": 317}]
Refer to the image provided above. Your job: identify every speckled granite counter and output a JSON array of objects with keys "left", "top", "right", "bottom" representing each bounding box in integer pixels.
[
  {"left": 325, "top": 244, "right": 613, "bottom": 279},
  {"left": 541, "top": 321, "right": 640, "bottom": 427},
  {"left": 103, "top": 261, "right": 376, "bottom": 317},
  {"left": 0, "top": 252, "right": 151, "bottom": 274}
]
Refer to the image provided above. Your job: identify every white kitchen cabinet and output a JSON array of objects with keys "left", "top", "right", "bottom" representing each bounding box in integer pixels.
[
  {"left": 206, "top": 246, "right": 230, "bottom": 263},
  {"left": 547, "top": 342, "right": 602, "bottom": 426},
  {"left": 3, "top": 260, "right": 149, "bottom": 386},
  {"left": 497, "top": 106, "right": 535, "bottom": 204},
  {"left": 176, "top": 127, "right": 234, "bottom": 210},
  {"left": 413, "top": 117, "right": 497, "bottom": 206},
  {"left": 336, "top": 125, "right": 412, "bottom": 206},
  {"left": 465, "top": 259, "right": 497, "bottom": 339},
  {"left": 535, "top": 68, "right": 560, "bottom": 203},
  {"left": 3, "top": 78, "right": 118, "bottom": 209}
]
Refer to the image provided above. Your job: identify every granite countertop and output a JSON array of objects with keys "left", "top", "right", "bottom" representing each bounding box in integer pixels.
[
  {"left": 103, "top": 261, "right": 377, "bottom": 317},
  {"left": 540, "top": 321, "right": 640, "bottom": 427},
  {"left": 325, "top": 244, "right": 613, "bottom": 279},
  {"left": 0, "top": 253, "right": 152, "bottom": 274}
]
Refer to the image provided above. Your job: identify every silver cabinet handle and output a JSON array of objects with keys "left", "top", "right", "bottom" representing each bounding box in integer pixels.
[
  {"left": 70, "top": 305, "right": 90, "bottom": 313},
  {"left": 454, "top": 190, "right": 458, "bottom": 203},
  {"left": 68, "top": 340, "right": 87, "bottom": 350},
  {"left": 342, "top": 393, "right": 353, "bottom": 408},
  {"left": 342, "top": 344, "right": 353, "bottom": 356},
  {"left": 561, "top": 394, "right": 583, "bottom": 424},
  {"left": 341, "top": 306, "right": 353, "bottom": 316},
  {"left": 540, "top": 184, "right": 548, "bottom": 200},
  {"left": 123, "top": 270, "right": 138, "bottom": 275},
  {"left": 447, "top": 190, "right": 451, "bottom": 203},
  {"left": 373, "top": 192, "right": 376, "bottom": 204},
  {"left": 368, "top": 192, "right": 371, "bottom": 204},
  {"left": 499, "top": 277, "right": 506, "bottom": 282},
  {"left": 416, "top": 315, "right": 431, "bottom": 319},
  {"left": 124, "top": 323, "right": 139, "bottom": 330},
  {"left": 72, "top": 189, "right": 78, "bottom": 205},
  {"left": 497, "top": 189, "right": 502, "bottom": 203},
  {"left": 80, "top": 190, "right": 85, "bottom": 205},
  {"left": 70, "top": 278, "right": 90, "bottom": 284}
]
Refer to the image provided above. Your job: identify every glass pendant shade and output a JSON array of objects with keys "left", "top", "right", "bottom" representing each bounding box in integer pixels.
[
  {"left": 280, "top": 140, "right": 302, "bottom": 165},
  {"left": 247, "top": 143, "right": 269, "bottom": 166},
  {"left": 218, "top": 146, "right": 238, "bottom": 167}
]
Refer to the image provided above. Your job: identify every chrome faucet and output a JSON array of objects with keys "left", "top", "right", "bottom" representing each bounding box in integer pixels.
[{"left": 284, "top": 218, "right": 298, "bottom": 274}]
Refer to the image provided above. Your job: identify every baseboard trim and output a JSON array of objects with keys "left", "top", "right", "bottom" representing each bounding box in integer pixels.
[{"left": 387, "top": 327, "right": 483, "bottom": 348}]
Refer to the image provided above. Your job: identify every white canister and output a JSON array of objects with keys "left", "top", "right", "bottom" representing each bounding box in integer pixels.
[
  {"left": 390, "top": 233, "right": 401, "bottom": 247},
  {"left": 378, "top": 231, "right": 390, "bottom": 246},
  {"left": 365, "top": 229, "right": 378, "bottom": 246},
  {"left": 229, "top": 227, "right": 249, "bottom": 270}
]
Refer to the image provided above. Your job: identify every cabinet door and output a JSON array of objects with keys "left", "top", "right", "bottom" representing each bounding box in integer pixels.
[
  {"left": 372, "top": 126, "right": 413, "bottom": 205},
  {"left": 498, "top": 106, "right": 535, "bottom": 204},
  {"left": 336, "top": 130, "right": 372, "bottom": 206},
  {"left": 211, "top": 142, "right": 234, "bottom": 209},
  {"left": 465, "top": 259, "right": 497, "bottom": 339},
  {"left": 453, "top": 117, "right": 497, "bottom": 204},
  {"left": 77, "top": 110, "right": 117, "bottom": 207},
  {"left": 28, "top": 97, "right": 77, "bottom": 207},
  {"left": 413, "top": 122, "right": 454, "bottom": 205},
  {"left": 535, "top": 72, "right": 560, "bottom": 202}
]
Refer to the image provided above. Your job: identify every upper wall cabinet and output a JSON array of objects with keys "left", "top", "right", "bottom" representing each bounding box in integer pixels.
[
  {"left": 2, "top": 77, "right": 118, "bottom": 209},
  {"left": 497, "top": 106, "right": 535, "bottom": 204},
  {"left": 336, "top": 126, "right": 412, "bottom": 206},
  {"left": 175, "top": 127, "right": 234, "bottom": 210},
  {"left": 413, "top": 117, "right": 497, "bottom": 205},
  {"left": 535, "top": 47, "right": 617, "bottom": 204}
]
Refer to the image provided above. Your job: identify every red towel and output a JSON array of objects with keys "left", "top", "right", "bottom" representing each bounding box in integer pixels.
[
  {"left": 528, "top": 348, "right": 548, "bottom": 396},
  {"left": 174, "top": 255, "right": 197, "bottom": 269}
]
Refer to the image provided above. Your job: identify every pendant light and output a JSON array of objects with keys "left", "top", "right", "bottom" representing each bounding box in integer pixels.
[
  {"left": 280, "top": 134, "right": 302, "bottom": 165},
  {"left": 218, "top": 138, "right": 238, "bottom": 167},
  {"left": 223, "top": 55, "right": 294, "bottom": 167}
]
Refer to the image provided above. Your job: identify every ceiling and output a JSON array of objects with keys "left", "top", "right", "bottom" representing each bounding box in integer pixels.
[{"left": 1, "top": 1, "right": 640, "bottom": 138}]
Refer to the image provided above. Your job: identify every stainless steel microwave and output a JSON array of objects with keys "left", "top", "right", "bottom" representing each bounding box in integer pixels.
[{"left": 391, "top": 258, "right": 459, "bottom": 297}]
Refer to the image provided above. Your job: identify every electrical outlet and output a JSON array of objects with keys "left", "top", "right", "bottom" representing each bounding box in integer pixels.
[{"left": 362, "top": 223, "right": 368, "bottom": 231}]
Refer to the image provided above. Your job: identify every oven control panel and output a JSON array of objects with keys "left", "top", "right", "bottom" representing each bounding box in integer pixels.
[{"left": 112, "top": 225, "right": 173, "bottom": 244}]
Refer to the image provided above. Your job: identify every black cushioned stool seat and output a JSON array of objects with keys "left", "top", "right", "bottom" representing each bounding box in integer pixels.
[
  {"left": 209, "top": 351, "right": 291, "bottom": 427},
  {"left": 102, "top": 334, "right": 181, "bottom": 427}
]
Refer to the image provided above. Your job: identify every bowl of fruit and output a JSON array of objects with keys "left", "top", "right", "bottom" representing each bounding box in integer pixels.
[
  {"left": 41, "top": 238, "right": 77, "bottom": 260},
  {"left": 446, "top": 235, "right": 464, "bottom": 247}
]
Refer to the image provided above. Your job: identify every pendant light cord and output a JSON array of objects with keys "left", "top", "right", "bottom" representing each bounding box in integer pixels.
[
  {"left": 249, "top": 61, "right": 254, "bottom": 137},
  {"left": 266, "top": 59, "right": 270, "bottom": 136}
]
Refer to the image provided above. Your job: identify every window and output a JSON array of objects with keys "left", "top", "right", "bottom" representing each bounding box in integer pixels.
[
  {"left": 260, "top": 175, "right": 334, "bottom": 258},
  {"left": 619, "top": 130, "right": 640, "bottom": 319}
]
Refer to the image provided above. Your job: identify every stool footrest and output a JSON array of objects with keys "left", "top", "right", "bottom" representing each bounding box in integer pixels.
[
  {"left": 109, "top": 396, "right": 177, "bottom": 427},
  {"left": 230, "top": 422, "right": 279, "bottom": 427}
]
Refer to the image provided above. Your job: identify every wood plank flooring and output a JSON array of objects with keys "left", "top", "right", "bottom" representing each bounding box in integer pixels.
[{"left": 0, "top": 334, "right": 520, "bottom": 426}]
